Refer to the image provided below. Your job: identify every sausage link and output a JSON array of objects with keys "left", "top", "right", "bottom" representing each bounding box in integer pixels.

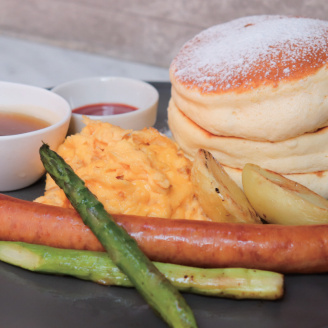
[{"left": 1, "top": 194, "right": 328, "bottom": 273}]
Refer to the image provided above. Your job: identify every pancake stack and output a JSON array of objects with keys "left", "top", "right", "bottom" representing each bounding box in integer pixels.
[{"left": 168, "top": 15, "right": 328, "bottom": 198}]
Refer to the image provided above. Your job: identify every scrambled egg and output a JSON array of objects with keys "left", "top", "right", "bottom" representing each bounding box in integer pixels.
[{"left": 35, "top": 118, "right": 208, "bottom": 220}]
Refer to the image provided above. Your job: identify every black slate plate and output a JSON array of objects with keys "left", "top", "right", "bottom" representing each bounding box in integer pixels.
[{"left": 2, "top": 82, "right": 328, "bottom": 328}]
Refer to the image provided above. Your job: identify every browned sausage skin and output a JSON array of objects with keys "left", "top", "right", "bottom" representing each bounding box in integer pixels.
[
  {"left": 0, "top": 194, "right": 105, "bottom": 252},
  {"left": 0, "top": 193, "right": 327, "bottom": 274}
]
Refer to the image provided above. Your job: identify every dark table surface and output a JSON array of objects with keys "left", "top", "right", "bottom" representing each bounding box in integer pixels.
[{"left": 3, "top": 82, "right": 328, "bottom": 328}]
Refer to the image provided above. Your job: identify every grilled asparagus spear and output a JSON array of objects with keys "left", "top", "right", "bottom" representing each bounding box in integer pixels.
[
  {"left": 0, "top": 241, "right": 284, "bottom": 300},
  {"left": 39, "top": 144, "right": 197, "bottom": 328}
]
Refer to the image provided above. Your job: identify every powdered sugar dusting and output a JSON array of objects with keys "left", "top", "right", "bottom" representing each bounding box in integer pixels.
[{"left": 172, "top": 16, "right": 328, "bottom": 93}]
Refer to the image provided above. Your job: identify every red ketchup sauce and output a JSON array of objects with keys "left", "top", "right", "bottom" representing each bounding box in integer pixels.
[{"left": 72, "top": 103, "right": 138, "bottom": 116}]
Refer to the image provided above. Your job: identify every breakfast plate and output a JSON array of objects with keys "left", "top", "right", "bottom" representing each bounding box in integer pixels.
[{"left": 2, "top": 82, "right": 328, "bottom": 328}]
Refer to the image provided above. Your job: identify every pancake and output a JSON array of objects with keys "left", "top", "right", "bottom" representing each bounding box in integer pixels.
[
  {"left": 168, "top": 98, "right": 328, "bottom": 174},
  {"left": 170, "top": 16, "right": 328, "bottom": 142},
  {"left": 223, "top": 165, "right": 328, "bottom": 199}
]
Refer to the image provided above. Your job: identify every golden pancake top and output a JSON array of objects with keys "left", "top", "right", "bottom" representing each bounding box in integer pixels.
[{"left": 171, "top": 16, "right": 328, "bottom": 94}]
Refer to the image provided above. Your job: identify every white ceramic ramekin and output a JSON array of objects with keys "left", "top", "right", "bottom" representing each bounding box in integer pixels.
[
  {"left": 0, "top": 82, "right": 71, "bottom": 192},
  {"left": 51, "top": 76, "right": 159, "bottom": 135}
]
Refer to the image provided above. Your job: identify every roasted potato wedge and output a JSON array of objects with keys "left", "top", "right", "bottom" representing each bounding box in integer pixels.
[
  {"left": 191, "top": 149, "right": 261, "bottom": 224},
  {"left": 242, "top": 163, "right": 328, "bottom": 225}
]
